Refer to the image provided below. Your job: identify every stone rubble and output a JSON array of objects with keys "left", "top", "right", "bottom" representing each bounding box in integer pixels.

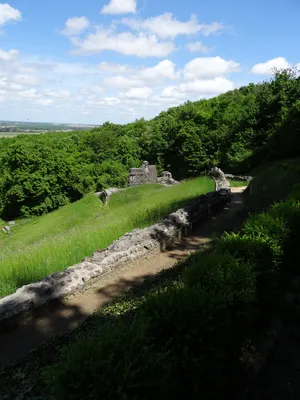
[
  {"left": 94, "top": 188, "right": 123, "bottom": 204},
  {"left": 157, "top": 171, "right": 178, "bottom": 186},
  {"left": 1, "top": 226, "right": 10, "bottom": 234},
  {"left": 0, "top": 168, "right": 231, "bottom": 325}
]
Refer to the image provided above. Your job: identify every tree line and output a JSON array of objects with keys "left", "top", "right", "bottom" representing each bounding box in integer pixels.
[{"left": 0, "top": 68, "right": 299, "bottom": 219}]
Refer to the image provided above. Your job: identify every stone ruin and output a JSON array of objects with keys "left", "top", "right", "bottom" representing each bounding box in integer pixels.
[
  {"left": 157, "top": 171, "right": 178, "bottom": 186},
  {"left": 129, "top": 161, "right": 158, "bottom": 186},
  {"left": 129, "top": 161, "right": 178, "bottom": 187}
]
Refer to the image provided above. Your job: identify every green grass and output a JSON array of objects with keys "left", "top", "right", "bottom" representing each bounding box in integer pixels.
[
  {"left": 229, "top": 179, "right": 249, "bottom": 188},
  {"left": 0, "top": 177, "right": 214, "bottom": 297}
]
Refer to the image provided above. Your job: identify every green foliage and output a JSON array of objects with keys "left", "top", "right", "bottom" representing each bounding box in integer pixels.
[
  {"left": 246, "top": 158, "right": 300, "bottom": 212},
  {"left": 1, "top": 68, "right": 300, "bottom": 219},
  {"left": 95, "top": 160, "right": 129, "bottom": 190}
]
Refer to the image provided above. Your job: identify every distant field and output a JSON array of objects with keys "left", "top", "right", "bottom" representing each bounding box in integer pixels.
[
  {"left": 0, "top": 132, "right": 23, "bottom": 137},
  {"left": 0, "top": 177, "right": 214, "bottom": 297},
  {"left": 0, "top": 131, "right": 44, "bottom": 137}
]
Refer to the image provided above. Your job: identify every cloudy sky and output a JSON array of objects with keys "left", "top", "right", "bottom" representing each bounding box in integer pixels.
[{"left": 0, "top": 0, "right": 299, "bottom": 124}]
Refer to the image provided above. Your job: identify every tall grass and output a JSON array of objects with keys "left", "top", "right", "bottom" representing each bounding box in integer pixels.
[{"left": 0, "top": 177, "right": 214, "bottom": 297}]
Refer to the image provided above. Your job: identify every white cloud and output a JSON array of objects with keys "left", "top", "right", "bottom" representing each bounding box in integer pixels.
[
  {"left": 35, "top": 99, "right": 55, "bottom": 106},
  {"left": 61, "top": 16, "right": 89, "bottom": 36},
  {"left": 123, "top": 86, "right": 152, "bottom": 99},
  {"left": 183, "top": 56, "right": 240, "bottom": 80},
  {"left": 101, "top": 0, "right": 136, "bottom": 14},
  {"left": 178, "top": 77, "right": 234, "bottom": 94},
  {"left": 0, "top": 77, "right": 24, "bottom": 91},
  {"left": 185, "top": 42, "right": 210, "bottom": 53},
  {"left": 99, "top": 61, "right": 133, "bottom": 73},
  {"left": 72, "top": 29, "right": 175, "bottom": 57},
  {"left": 140, "top": 60, "right": 178, "bottom": 81},
  {"left": 102, "top": 60, "right": 178, "bottom": 89},
  {"left": 121, "top": 13, "right": 224, "bottom": 39},
  {"left": 45, "top": 90, "right": 71, "bottom": 99},
  {"left": 104, "top": 75, "right": 142, "bottom": 88},
  {"left": 14, "top": 74, "right": 39, "bottom": 85},
  {"left": 251, "top": 57, "right": 290, "bottom": 75},
  {"left": 80, "top": 85, "right": 104, "bottom": 95},
  {"left": 86, "top": 97, "right": 120, "bottom": 107},
  {"left": 17, "top": 89, "right": 40, "bottom": 99},
  {"left": 0, "top": 48, "right": 19, "bottom": 61},
  {"left": 0, "top": 3, "right": 21, "bottom": 26}
]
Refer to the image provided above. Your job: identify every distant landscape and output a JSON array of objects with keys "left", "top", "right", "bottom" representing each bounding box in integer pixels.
[{"left": 0, "top": 120, "right": 99, "bottom": 137}]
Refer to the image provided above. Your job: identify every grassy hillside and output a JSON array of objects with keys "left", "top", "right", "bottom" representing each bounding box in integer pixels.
[
  {"left": 246, "top": 158, "right": 300, "bottom": 212},
  {"left": 0, "top": 177, "right": 213, "bottom": 297}
]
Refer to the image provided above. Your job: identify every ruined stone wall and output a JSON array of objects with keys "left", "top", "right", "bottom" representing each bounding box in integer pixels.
[
  {"left": 225, "top": 173, "right": 253, "bottom": 182},
  {"left": 129, "top": 161, "right": 158, "bottom": 186},
  {"left": 0, "top": 170, "right": 230, "bottom": 326}
]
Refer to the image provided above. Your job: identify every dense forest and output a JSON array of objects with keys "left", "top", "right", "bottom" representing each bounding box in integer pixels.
[{"left": 0, "top": 68, "right": 299, "bottom": 219}]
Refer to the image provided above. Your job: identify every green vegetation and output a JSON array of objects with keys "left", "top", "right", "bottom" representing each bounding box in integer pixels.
[
  {"left": 228, "top": 179, "right": 248, "bottom": 187},
  {"left": 0, "top": 69, "right": 299, "bottom": 219},
  {"left": 0, "top": 177, "right": 213, "bottom": 297},
  {"left": 1, "top": 69, "right": 300, "bottom": 399},
  {"left": 246, "top": 158, "right": 300, "bottom": 212},
  {"left": 42, "top": 178, "right": 300, "bottom": 400}
]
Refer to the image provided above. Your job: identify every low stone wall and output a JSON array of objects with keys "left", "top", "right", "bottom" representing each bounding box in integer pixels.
[
  {"left": 0, "top": 170, "right": 231, "bottom": 326},
  {"left": 94, "top": 188, "right": 123, "bottom": 204},
  {"left": 210, "top": 167, "right": 231, "bottom": 191},
  {"left": 225, "top": 173, "right": 253, "bottom": 182}
]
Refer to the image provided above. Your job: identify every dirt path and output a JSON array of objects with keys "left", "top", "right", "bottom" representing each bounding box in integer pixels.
[{"left": 0, "top": 187, "right": 246, "bottom": 369}]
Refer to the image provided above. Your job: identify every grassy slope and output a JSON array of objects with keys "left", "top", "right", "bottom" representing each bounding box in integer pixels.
[
  {"left": 246, "top": 158, "right": 300, "bottom": 212},
  {"left": 0, "top": 177, "right": 213, "bottom": 297}
]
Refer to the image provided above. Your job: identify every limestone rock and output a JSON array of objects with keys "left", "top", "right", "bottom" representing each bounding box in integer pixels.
[
  {"left": 95, "top": 188, "right": 123, "bottom": 204},
  {"left": 157, "top": 171, "right": 178, "bottom": 186},
  {"left": 225, "top": 174, "right": 252, "bottom": 182}
]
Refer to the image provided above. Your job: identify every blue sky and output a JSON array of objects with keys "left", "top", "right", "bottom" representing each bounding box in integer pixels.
[{"left": 0, "top": 0, "right": 299, "bottom": 124}]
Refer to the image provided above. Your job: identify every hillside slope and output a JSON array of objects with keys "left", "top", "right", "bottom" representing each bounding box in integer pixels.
[{"left": 0, "top": 177, "right": 213, "bottom": 297}]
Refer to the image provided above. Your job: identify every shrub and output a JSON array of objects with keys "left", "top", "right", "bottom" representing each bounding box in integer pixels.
[{"left": 44, "top": 316, "right": 171, "bottom": 400}]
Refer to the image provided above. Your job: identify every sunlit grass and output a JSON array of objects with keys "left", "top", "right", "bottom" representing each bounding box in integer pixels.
[
  {"left": 0, "top": 177, "right": 214, "bottom": 297},
  {"left": 229, "top": 179, "right": 249, "bottom": 188}
]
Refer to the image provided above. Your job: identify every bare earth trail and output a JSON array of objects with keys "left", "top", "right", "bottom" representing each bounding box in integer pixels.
[{"left": 0, "top": 187, "right": 246, "bottom": 369}]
